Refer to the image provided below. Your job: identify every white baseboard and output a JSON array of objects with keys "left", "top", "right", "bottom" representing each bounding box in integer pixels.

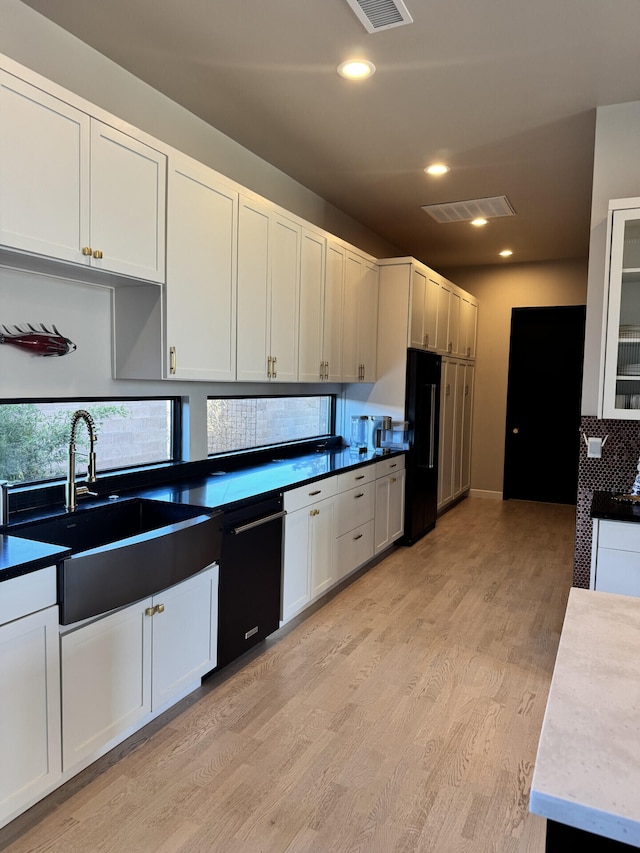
[{"left": 469, "top": 489, "right": 503, "bottom": 500}]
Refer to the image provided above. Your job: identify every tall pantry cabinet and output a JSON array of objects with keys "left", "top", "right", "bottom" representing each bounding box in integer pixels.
[{"left": 376, "top": 258, "right": 477, "bottom": 514}]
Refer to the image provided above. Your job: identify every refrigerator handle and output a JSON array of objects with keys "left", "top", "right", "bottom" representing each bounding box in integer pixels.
[{"left": 428, "top": 383, "right": 436, "bottom": 469}]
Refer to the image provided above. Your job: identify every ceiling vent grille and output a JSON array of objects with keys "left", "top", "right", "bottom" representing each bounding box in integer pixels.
[
  {"left": 344, "top": 0, "right": 413, "bottom": 33},
  {"left": 421, "top": 195, "right": 517, "bottom": 224}
]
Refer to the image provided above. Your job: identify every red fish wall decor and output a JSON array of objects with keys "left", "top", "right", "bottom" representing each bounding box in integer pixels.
[{"left": 0, "top": 324, "right": 76, "bottom": 356}]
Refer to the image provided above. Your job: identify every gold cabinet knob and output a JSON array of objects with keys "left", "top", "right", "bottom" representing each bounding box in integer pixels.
[
  {"left": 156, "top": 603, "right": 165, "bottom": 614},
  {"left": 82, "top": 246, "right": 92, "bottom": 256},
  {"left": 93, "top": 249, "right": 103, "bottom": 259},
  {"left": 145, "top": 606, "right": 155, "bottom": 617}
]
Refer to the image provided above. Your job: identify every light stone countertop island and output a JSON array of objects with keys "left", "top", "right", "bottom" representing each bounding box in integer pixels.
[{"left": 530, "top": 587, "right": 640, "bottom": 849}]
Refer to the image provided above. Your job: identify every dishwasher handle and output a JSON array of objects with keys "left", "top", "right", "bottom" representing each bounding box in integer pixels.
[{"left": 229, "top": 509, "right": 286, "bottom": 536}]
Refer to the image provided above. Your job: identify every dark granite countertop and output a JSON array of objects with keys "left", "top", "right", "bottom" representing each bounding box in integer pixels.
[
  {"left": 591, "top": 490, "right": 640, "bottom": 523},
  {"left": 0, "top": 446, "right": 399, "bottom": 582},
  {"left": 0, "top": 534, "right": 71, "bottom": 582}
]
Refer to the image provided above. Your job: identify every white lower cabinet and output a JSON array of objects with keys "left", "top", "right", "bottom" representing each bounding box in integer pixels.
[
  {"left": 61, "top": 565, "right": 218, "bottom": 773},
  {"left": 336, "top": 467, "right": 376, "bottom": 579},
  {"left": 591, "top": 519, "right": 640, "bottom": 596},
  {"left": 374, "top": 457, "right": 406, "bottom": 554},
  {"left": 282, "top": 479, "right": 338, "bottom": 623},
  {"left": 282, "top": 457, "right": 406, "bottom": 624},
  {"left": 0, "top": 569, "right": 61, "bottom": 830}
]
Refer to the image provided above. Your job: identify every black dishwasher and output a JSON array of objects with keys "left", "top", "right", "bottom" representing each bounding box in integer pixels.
[{"left": 217, "top": 494, "right": 285, "bottom": 668}]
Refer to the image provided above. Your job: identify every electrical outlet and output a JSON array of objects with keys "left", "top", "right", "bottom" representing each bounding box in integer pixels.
[{"left": 587, "top": 437, "right": 602, "bottom": 459}]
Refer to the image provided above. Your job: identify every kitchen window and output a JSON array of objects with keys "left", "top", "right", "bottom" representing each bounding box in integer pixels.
[
  {"left": 207, "top": 395, "right": 334, "bottom": 456},
  {"left": 0, "top": 398, "right": 177, "bottom": 485}
]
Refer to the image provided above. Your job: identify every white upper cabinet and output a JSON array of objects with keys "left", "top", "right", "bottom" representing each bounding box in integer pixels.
[
  {"left": 459, "top": 296, "right": 478, "bottom": 359},
  {"left": 237, "top": 196, "right": 300, "bottom": 382},
  {"left": 298, "top": 228, "right": 327, "bottom": 383},
  {"left": 270, "top": 213, "right": 301, "bottom": 382},
  {"left": 0, "top": 71, "right": 166, "bottom": 284},
  {"left": 165, "top": 155, "right": 238, "bottom": 381},
  {"left": 0, "top": 71, "right": 89, "bottom": 265},
  {"left": 343, "top": 251, "right": 379, "bottom": 382},
  {"left": 601, "top": 200, "right": 640, "bottom": 419},
  {"left": 409, "top": 267, "right": 440, "bottom": 351},
  {"left": 89, "top": 121, "right": 166, "bottom": 283},
  {"left": 323, "top": 240, "right": 345, "bottom": 382}
]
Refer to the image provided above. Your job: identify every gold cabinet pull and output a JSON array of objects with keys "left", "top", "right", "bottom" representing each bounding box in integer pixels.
[
  {"left": 272, "top": 356, "right": 277, "bottom": 378},
  {"left": 93, "top": 249, "right": 103, "bottom": 259},
  {"left": 145, "top": 606, "right": 155, "bottom": 617},
  {"left": 310, "top": 508, "right": 320, "bottom": 516},
  {"left": 82, "top": 246, "right": 92, "bottom": 256},
  {"left": 267, "top": 355, "right": 272, "bottom": 378},
  {"left": 324, "top": 361, "right": 329, "bottom": 380},
  {"left": 390, "top": 477, "right": 397, "bottom": 483},
  {"left": 169, "top": 346, "right": 177, "bottom": 375},
  {"left": 156, "top": 603, "right": 165, "bottom": 614}
]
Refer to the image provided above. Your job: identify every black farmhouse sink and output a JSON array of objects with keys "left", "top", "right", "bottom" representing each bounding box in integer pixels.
[{"left": 16, "top": 498, "right": 223, "bottom": 624}]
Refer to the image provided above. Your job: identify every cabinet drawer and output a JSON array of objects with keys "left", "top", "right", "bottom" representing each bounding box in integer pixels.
[
  {"left": 0, "top": 566, "right": 57, "bottom": 625},
  {"left": 597, "top": 519, "right": 640, "bottom": 552},
  {"left": 335, "top": 481, "right": 375, "bottom": 537},
  {"left": 337, "top": 520, "right": 374, "bottom": 580},
  {"left": 336, "top": 465, "right": 375, "bottom": 492},
  {"left": 284, "top": 476, "right": 337, "bottom": 512},
  {"left": 595, "top": 547, "right": 640, "bottom": 596},
  {"left": 375, "top": 455, "right": 405, "bottom": 478}
]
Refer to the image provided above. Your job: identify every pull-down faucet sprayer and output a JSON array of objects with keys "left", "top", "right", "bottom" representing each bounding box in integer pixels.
[{"left": 65, "top": 409, "right": 98, "bottom": 511}]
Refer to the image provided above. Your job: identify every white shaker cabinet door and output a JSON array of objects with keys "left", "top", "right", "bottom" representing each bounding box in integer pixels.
[
  {"left": 269, "top": 213, "right": 301, "bottom": 382},
  {"left": 409, "top": 268, "right": 427, "bottom": 349},
  {"left": 166, "top": 157, "right": 237, "bottom": 380},
  {"left": 343, "top": 252, "right": 378, "bottom": 383},
  {"left": 90, "top": 120, "right": 166, "bottom": 283},
  {"left": 323, "top": 240, "right": 345, "bottom": 382},
  {"left": 298, "top": 228, "right": 326, "bottom": 382},
  {"left": 237, "top": 197, "right": 270, "bottom": 381},
  {"left": 282, "top": 506, "right": 314, "bottom": 624},
  {"left": 151, "top": 566, "right": 218, "bottom": 712},
  {"left": 438, "top": 359, "right": 456, "bottom": 508},
  {"left": 0, "top": 605, "right": 61, "bottom": 829},
  {"left": 61, "top": 601, "right": 152, "bottom": 772},
  {"left": 0, "top": 71, "right": 90, "bottom": 264}
]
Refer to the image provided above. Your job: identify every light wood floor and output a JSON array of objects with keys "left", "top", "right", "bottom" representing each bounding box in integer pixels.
[{"left": 0, "top": 497, "right": 576, "bottom": 853}]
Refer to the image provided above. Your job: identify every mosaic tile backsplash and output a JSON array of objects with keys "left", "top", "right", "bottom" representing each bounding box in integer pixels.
[{"left": 575, "top": 415, "right": 640, "bottom": 587}]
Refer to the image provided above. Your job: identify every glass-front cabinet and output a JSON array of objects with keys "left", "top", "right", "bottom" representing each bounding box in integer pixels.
[{"left": 602, "top": 201, "right": 640, "bottom": 419}]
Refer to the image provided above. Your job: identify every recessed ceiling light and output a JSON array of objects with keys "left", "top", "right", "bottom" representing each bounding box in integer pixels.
[
  {"left": 337, "top": 59, "right": 376, "bottom": 80},
  {"left": 425, "top": 163, "right": 450, "bottom": 176},
  {"left": 499, "top": 249, "right": 513, "bottom": 257},
  {"left": 471, "top": 218, "right": 488, "bottom": 227}
]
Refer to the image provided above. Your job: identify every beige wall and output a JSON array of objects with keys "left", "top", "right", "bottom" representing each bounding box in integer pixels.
[{"left": 442, "top": 260, "right": 588, "bottom": 494}]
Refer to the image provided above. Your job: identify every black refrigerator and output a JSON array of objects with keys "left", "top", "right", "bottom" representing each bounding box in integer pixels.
[{"left": 404, "top": 348, "right": 441, "bottom": 545}]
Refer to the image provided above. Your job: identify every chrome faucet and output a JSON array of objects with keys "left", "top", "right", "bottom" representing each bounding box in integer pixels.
[{"left": 65, "top": 409, "right": 98, "bottom": 511}]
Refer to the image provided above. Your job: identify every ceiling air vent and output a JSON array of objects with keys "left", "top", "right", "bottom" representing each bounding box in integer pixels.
[
  {"left": 344, "top": 0, "right": 413, "bottom": 33},
  {"left": 421, "top": 195, "right": 517, "bottom": 224}
]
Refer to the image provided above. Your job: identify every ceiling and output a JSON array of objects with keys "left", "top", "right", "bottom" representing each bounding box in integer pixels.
[{"left": 18, "top": 0, "right": 640, "bottom": 269}]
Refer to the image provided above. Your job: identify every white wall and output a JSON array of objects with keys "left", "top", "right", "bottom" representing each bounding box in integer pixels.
[{"left": 582, "top": 100, "right": 640, "bottom": 414}]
